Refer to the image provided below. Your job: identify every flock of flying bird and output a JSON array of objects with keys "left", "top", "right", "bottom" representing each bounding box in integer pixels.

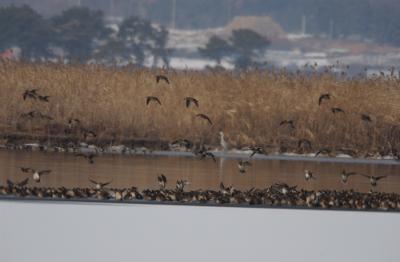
[{"left": 0, "top": 74, "right": 393, "bottom": 206}]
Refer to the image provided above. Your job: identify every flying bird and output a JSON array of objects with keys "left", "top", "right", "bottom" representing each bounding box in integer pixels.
[
  {"left": 196, "top": 114, "right": 212, "bottom": 125},
  {"left": 340, "top": 169, "right": 357, "bottom": 184},
  {"left": 146, "top": 96, "right": 161, "bottom": 106},
  {"left": 156, "top": 75, "right": 170, "bottom": 84},
  {"left": 89, "top": 179, "right": 112, "bottom": 190},
  {"left": 23, "top": 89, "right": 39, "bottom": 100},
  {"left": 318, "top": 93, "right": 331, "bottom": 105},
  {"left": 38, "top": 95, "right": 50, "bottom": 102},
  {"left": 361, "top": 174, "right": 387, "bottom": 187},
  {"left": 238, "top": 160, "right": 251, "bottom": 174},
  {"left": 279, "top": 120, "right": 295, "bottom": 129},
  {"left": 7, "top": 178, "right": 29, "bottom": 188},
  {"left": 361, "top": 114, "right": 372, "bottom": 123},
  {"left": 304, "top": 170, "right": 316, "bottom": 181},
  {"left": 184, "top": 97, "right": 199, "bottom": 108},
  {"left": 331, "top": 107, "right": 345, "bottom": 114},
  {"left": 248, "top": 146, "right": 265, "bottom": 157},
  {"left": 20, "top": 167, "right": 50, "bottom": 183}
]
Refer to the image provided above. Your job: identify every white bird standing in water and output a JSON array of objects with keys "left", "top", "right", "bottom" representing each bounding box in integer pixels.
[{"left": 219, "top": 131, "right": 228, "bottom": 153}]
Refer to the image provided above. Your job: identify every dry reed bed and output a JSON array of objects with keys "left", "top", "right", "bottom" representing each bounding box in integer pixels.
[{"left": 0, "top": 61, "right": 400, "bottom": 155}]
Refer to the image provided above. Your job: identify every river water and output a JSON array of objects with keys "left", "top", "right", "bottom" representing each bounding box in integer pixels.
[{"left": 0, "top": 150, "right": 399, "bottom": 193}]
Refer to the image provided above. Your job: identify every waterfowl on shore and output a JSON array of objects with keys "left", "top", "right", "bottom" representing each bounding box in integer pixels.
[
  {"left": 75, "top": 153, "right": 97, "bottom": 164},
  {"left": 157, "top": 174, "right": 167, "bottom": 189},
  {"left": 361, "top": 114, "right": 372, "bottom": 123},
  {"left": 176, "top": 179, "right": 190, "bottom": 191},
  {"left": 184, "top": 97, "right": 199, "bottom": 108},
  {"left": 89, "top": 179, "right": 112, "bottom": 190},
  {"left": 341, "top": 169, "right": 357, "bottom": 184},
  {"left": 361, "top": 174, "right": 387, "bottom": 187},
  {"left": 146, "top": 96, "right": 161, "bottom": 105},
  {"left": 318, "top": 93, "right": 331, "bottom": 106},
  {"left": 238, "top": 160, "right": 251, "bottom": 174},
  {"left": 331, "top": 107, "right": 345, "bottom": 114},
  {"left": 23, "top": 89, "right": 39, "bottom": 100},
  {"left": 279, "top": 120, "right": 295, "bottom": 129},
  {"left": 200, "top": 151, "right": 216, "bottom": 162},
  {"left": 81, "top": 128, "right": 97, "bottom": 139},
  {"left": 304, "top": 170, "right": 316, "bottom": 181},
  {"left": 170, "top": 139, "right": 193, "bottom": 150},
  {"left": 196, "top": 113, "right": 212, "bottom": 125},
  {"left": 156, "top": 75, "right": 170, "bottom": 84}
]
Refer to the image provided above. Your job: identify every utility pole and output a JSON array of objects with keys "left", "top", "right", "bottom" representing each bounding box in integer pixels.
[{"left": 171, "top": 0, "right": 176, "bottom": 29}]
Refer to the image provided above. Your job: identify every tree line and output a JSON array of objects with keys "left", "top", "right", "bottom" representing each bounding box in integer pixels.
[{"left": 0, "top": 5, "right": 170, "bottom": 65}]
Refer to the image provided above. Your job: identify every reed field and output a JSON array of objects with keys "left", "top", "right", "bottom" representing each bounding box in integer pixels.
[{"left": 0, "top": 61, "right": 400, "bottom": 156}]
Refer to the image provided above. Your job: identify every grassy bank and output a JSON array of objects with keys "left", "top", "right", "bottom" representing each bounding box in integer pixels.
[{"left": 0, "top": 61, "right": 400, "bottom": 156}]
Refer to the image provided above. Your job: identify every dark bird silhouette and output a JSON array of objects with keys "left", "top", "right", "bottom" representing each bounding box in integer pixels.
[
  {"left": 23, "top": 89, "right": 39, "bottom": 100},
  {"left": 279, "top": 120, "right": 295, "bottom": 129},
  {"left": 89, "top": 179, "right": 112, "bottom": 190},
  {"left": 331, "top": 107, "right": 345, "bottom": 114},
  {"left": 76, "top": 153, "right": 97, "bottom": 164},
  {"left": 176, "top": 179, "right": 190, "bottom": 191},
  {"left": 156, "top": 75, "right": 170, "bottom": 84},
  {"left": 361, "top": 174, "right": 387, "bottom": 187},
  {"left": 318, "top": 93, "right": 331, "bottom": 105},
  {"left": 20, "top": 167, "right": 35, "bottom": 173},
  {"left": 157, "top": 174, "right": 167, "bottom": 189},
  {"left": 361, "top": 114, "right": 372, "bottom": 123},
  {"left": 7, "top": 178, "right": 29, "bottom": 188},
  {"left": 200, "top": 151, "right": 216, "bottom": 162},
  {"left": 146, "top": 96, "right": 161, "bottom": 105},
  {"left": 248, "top": 146, "right": 265, "bottom": 157},
  {"left": 38, "top": 95, "right": 50, "bottom": 102},
  {"left": 21, "top": 110, "right": 38, "bottom": 118},
  {"left": 184, "top": 97, "right": 199, "bottom": 108},
  {"left": 341, "top": 169, "right": 357, "bottom": 184},
  {"left": 196, "top": 114, "right": 212, "bottom": 125}
]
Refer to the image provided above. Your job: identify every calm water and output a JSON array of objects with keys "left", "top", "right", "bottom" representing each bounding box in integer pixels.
[{"left": 1, "top": 150, "right": 400, "bottom": 193}]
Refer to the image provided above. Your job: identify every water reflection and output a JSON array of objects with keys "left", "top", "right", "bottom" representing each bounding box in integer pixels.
[{"left": 0, "top": 150, "right": 399, "bottom": 193}]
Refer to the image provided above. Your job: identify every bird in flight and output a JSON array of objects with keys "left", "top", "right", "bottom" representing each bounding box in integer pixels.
[
  {"left": 184, "top": 97, "right": 199, "bottom": 108},
  {"left": 331, "top": 107, "right": 345, "bottom": 114},
  {"left": 196, "top": 114, "right": 212, "bottom": 125},
  {"left": 280, "top": 120, "right": 295, "bottom": 129},
  {"left": 318, "top": 93, "right": 331, "bottom": 106},
  {"left": 7, "top": 178, "right": 29, "bottom": 188},
  {"left": 38, "top": 95, "right": 50, "bottom": 102},
  {"left": 361, "top": 174, "right": 387, "bottom": 187},
  {"left": 361, "top": 114, "right": 372, "bottom": 123},
  {"left": 23, "top": 89, "right": 39, "bottom": 100},
  {"left": 304, "top": 170, "right": 316, "bottom": 181},
  {"left": 156, "top": 75, "right": 170, "bottom": 84},
  {"left": 21, "top": 167, "right": 51, "bottom": 183},
  {"left": 238, "top": 160, "right": 251, "bottom": 174},
  {"left": 89, "top": 179, "right": 112, "bottom": 190},
  {"left": 146, "top": 96, "right": 161, "bottom": 106},
  {"left": 340, "top": 169, "right": 357, "bottom": 184}
]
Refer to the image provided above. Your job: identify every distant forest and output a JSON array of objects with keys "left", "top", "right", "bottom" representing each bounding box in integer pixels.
[{"left": 1, "top": 0, "right": 400, "bottom": 45}]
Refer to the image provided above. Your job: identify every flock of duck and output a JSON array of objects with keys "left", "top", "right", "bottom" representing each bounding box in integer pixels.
[{"left": 0, "top": 74, "right": 398, "bottom": 211}]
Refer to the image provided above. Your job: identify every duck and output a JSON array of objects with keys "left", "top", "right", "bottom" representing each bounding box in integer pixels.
[
  {"left": 89, "top": 179, "right": 112, "bottom": 190},
  {"left": 361, "top": 174, "right": 387, "bottom": 187},
  {"left": 157, "top": 174, "right": 167, "bottom": 189},
  {"left": 156, "top": 75, "right": 170, "bottom": 84},
  {"left": 340, "top": 169, "right": 357, "bottom": 184},
  {"left": 146, "top": 96, "right": 161, "bottom": 105},
  {"left": 184, "top": 97, "right": 199, "bottom": 108},
  {"left": 75, "top": 152, "right": 97, "bottom": 164},
  {"left": 318, "top": 93, "right": 330, "bottom": 106},
  {"left": 238, "top": 160, "right": 252, "bottom": 174},
  {"left": 304, "top": 170, "right": 316, "bottom": 181}
]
